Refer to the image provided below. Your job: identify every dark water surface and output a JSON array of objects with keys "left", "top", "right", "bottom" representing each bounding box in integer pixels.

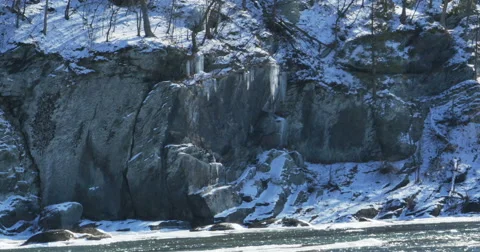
[{"left": 10, "top": 221, "right": 480, "bottom": 251}]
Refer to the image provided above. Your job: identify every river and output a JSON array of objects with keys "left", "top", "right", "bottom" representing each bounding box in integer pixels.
[{"left": 3, "top": 218, "right": 480, "bottom": 251}]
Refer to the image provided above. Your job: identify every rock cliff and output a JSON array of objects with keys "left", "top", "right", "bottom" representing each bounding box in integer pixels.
[{"left": 0, "top": 0, "right": 479, "bottom": 230}]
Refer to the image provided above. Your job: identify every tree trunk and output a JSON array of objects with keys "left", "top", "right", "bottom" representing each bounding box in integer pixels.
[
  {"left": 167, "top": 0, "right": 175, "bottom": 34},
  {"left": 65, "top": 0, "right": 71, "bottom": 20},
  {"left": 205, "top": 5, "right": 212, "bottom": 40},
  {"left": 242, "top": 0, "right": 246, "bottom": 10},
  {"left": 106, "top": 5, "right": 118, "bottom": 42},
  {"left": 441, "top": 0, "right": 448, "bottom": 28},
  {"left": 192, "top": 31, "right": 198, "bottom": 53},
  {"left": 371, "top": 0, "right": 376, "bottom": 101},
  {"left": 400, "top": 0, "right": 407, "bottom": 24},
  {"left": 43, "top": 0, "right": 48, "bottom": 35},
  {"left": 475, "top": 13, "right": 479, "bottom": 79},
  {"left": 272, "top": 0, "right": 277, "bottom": 22},
  {"left": 136, "top": 10, "right": 142, "bottom": 36},
  {"left": 466, "top": 0, "right": 472, "bottom": 25},
  {"left": 14, "top": 0, "right": 21, "bottom": 28},
  {"left": 139, "top": 0, "right": 155, "bottom": 37}
]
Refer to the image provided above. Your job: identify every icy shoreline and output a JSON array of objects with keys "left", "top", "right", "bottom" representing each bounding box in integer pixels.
[{"left": 2, "top": 216, "right": 480, "bottom": 250}]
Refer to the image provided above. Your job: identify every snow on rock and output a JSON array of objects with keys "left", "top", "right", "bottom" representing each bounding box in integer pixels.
[
  {"left": 39, "top": 202, "right": 83, "bottom": 230},
  {"left": 0, "top": 0, "right": 479, "bottom": 234}
]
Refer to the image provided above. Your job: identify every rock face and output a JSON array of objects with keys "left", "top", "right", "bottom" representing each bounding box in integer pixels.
[
  {"left": 0, "top": 8, "right": 476, "bottom": 227},
  {"left": 38, "top": 202, "right": 83, "bottom": 230},
  {"left": 0, "top": 45, "right": 189, "bottom": 220},
  {"left": 0, "top": 105, "right": 39, "bottom": 230},
  {"left": 280, "top": 86, "right": 421, "bottom": 163}
]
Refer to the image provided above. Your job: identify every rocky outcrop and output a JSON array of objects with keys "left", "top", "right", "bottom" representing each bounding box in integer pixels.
[
  {"left": 215, "top": 150, "right": 311, "bottom": 224},
  {"left": 0, "top": 195, "right": 39, "bottom": 229},
  {"left": 0, "top": 45, "right": 189, "bottom": 220},
  {"left": 0, "top": 42, "right": 281, "bottom": 224},
  {"left": 279, "top": 85, "right": 421, "bottom": 163},
  {"left": 22, "top": 229, "right": 75, "bottom": 245},
  {"left": 38, "top": 202, "right": 83, "bottom": 230},
  {"left": 340, "top": 29, "right": 454, "bottom": 74},
  {"left": 339, "top": 28, "right": 473, "bottom": 98},
  {"left": 0, "top": 105, "right": 39, "bottom": 230}
]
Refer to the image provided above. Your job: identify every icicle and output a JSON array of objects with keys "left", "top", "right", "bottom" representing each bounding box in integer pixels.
[
  {"left": 186, "top": 59, "right": 191, "bottom": 76},
  {"left": 203, "top": 78, "right": 217, "bottom": 101},
  {"left": 269, "top": 62, "right": 280, "bottom": 99},
  {"left": 449, "top": 157, "right": 459, "bottom": 197},
  {"left": 209, "top": 162, "right": 225, "bottom": 185},
  {"left": 279, "top": 72, "right": 287, "bottom": 102},
  {"left": 243, "top": 70, "right": 251, "bottom": 90},
  {"left": 194, "top": 54, "right": 204, "bottom": 73},
  {"left": 276, "top": 117, "right": 287, "bottom": 147}
]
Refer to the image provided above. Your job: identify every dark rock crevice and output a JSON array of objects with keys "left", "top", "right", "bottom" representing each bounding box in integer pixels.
[{"left": 124, "top": 83, "right": 157, "bottom": 218}]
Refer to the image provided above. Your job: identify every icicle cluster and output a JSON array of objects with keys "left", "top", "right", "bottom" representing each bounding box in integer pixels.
[
  {"left": 203, "top": 78, "right": 217, "bottom": 101},
  {"left": 269, "top": 62, "right": 280, "bottom": 99},
  {"left": 186, "top": 54, "right": 205, "bottom": 76},
  {"left": 242, "top": 69, "right": 255, "bottom": 90}
]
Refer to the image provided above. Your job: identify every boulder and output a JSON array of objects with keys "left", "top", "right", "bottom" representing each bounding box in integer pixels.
[
  {"left": 215, "top": 207, "right": 255, "bottom": 224},
  {"left": 22, "top": 229, "right": 75, "bottom": 245},
  {"left": 377, "top": 199, "right": 407, "bottom": 219},
  {"left": 165, "top": 144, "right": 238, "bottom": 226},
  {"left": 38, "top": 202, "right": 83, "bottom": 230},
  {"left": 0, "top": 196, "right": 39, "bottom": 229},
  {"left": 354, "top": 207, "right": 379, "bottom": 220},
  {"left": 462, "top": 199, "right": 480, "bottom": 213},
  {"left": 208, "top": 223, "right": 238, "bottom": 231},
  {"left": 280, "top": 218, "right": 310, "bottom": 227}
]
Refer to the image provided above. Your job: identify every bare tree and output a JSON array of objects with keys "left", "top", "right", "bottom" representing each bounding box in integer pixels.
[
  {"left": 466, "top": 0, "right": 473, "bottom": 25},
  {"left": 43, "top": 0, "right": 49, "bottom": 35},
  {"left": 136, "top": 9, "right": 142, "bottom": 37},
  {"left": 15, "top": 0, "right": 20, "bottom": 28},
  {"left": 10, "top": 0, "right": 24, "bottom": 28},
  {"left": 400, "top": 0, "right": 407, "bottom": 24},
  {"left": 65, "top": 0, "right": 72, "bottom": 20},
  {"left": 106, "top": 4, "right": 120, "bottom": 42},
  {"left": 333, "top": 0, "right": 356, "bottom": 43},
  {"left": 475, "top": 12, "right": 479, "bottom": 78},
  {"left": 272, "top": 0, "right": 277, "bottom": 22},
  {"left": 139, "top": 0, "right": 155, "bottom": 37},
  {"left": 370, "top": 0, "right": 377, "bottom": 100},
  {"left": 441, "top": 0, "right": 448, "bottom": 27},
  {"left": 166, "top": 0, "right": 176, "bottom": 34}
]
